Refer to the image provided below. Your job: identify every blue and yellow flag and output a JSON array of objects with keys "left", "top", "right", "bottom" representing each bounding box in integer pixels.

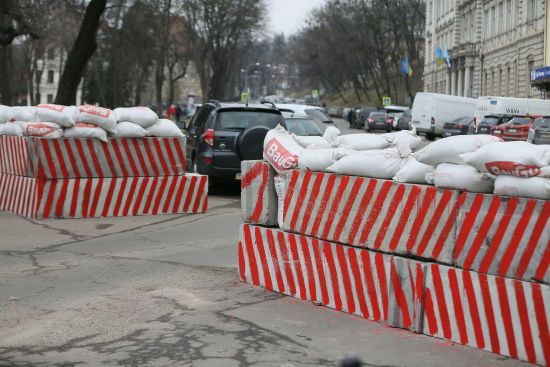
[
  {"left": 435, "top": 47, "right": 444, "bottom": 65},
  {"left": 401, "top": 57, "right": 413, "bottom": 77}
]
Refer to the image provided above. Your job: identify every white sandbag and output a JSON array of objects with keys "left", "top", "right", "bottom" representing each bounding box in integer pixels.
[
  {"left": 335, "top": 133, "right": 390, "bottom": 150},
  {"left": 494, "top": 175, "right": 550, "bottom": 200},
  {"left": 412, "top": 134, "right": 502, "bottom": 166},
  {"left": 426, "top": 163, "right": 494, "bottom": 193},
  {"left": 323, "top": 126, "right": 340, "bottom": 144},
  {"left": 298, "top": 147, "right": 354, "bottom": 172},
  {"left": 7, "top": 106, "right": 36, "bottom": 122},
  {"left": 274, "top": 175, "right": 287, "bottom": 228},
  {"left": 293, "top": 134, "right": 331, "bottom": 148},
  {"left": 64, "top": 122, "right": 108, "bottom": 143},
  {"left": 263, "top": 124, "right": 303, "bottom": 174},
  {"left": 460, "top": 141, "right": 550, "bottom": 178},
  {"left": 146, "top": 118, "right": 184, "bottom": 137},
  {"left": 326, "top": 148, "right": 403, "bottom": 179},
  {"left": 18, "top": 121, "right": 63, "bottom": 139},
  {"left": 383, "top": 128, "right": 422, "bottom": 157},
  {"left": 78, "top": 105, "right": 117, "bottom": 133},
  {"left": 0, "top": 122, "right": 23, "bottom": 136},
  {"left": 0, "top": 105, "right": 9, "bottom": 123},
  {"left": 111, "top": 121, "right": 148, "bottom": 138},
  {"left": 35, "top": 104, "right": 78, "bottom": 127},
  {"left": 114, "top": 107, "right": 158, "bottom": 128},
  {"left": 393, "top": 157, "right": 434, "bottom": 184}
]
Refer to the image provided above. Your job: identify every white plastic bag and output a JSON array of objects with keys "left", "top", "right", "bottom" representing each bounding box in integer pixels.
[
  {"left": 0, "top": 121, "right": 23, "bottom": 136},
  {"left": 426, "top": 163, "right": 494, "bottom": 193},
  {"left": 35, "top": 104, "right": 78, "bottom": 127},
  {"left": 64, "top": 122, "right": 108, "bottom": 143},
  {"left": 146, "top": 118, "right": 184, "bottom": 137},
  {"left": 78, "top": 105, "right": 117, "bottom": 133},
  {"left": 114, "top": 107, "right": 158, "bottom": 128},
  {"left": 327, "top": 147, "right": 403, "bottom": 178},
  {"left": 8, "top": 106, "right": 36, "bottom": 122},
  {"left": 298, "top": 147, "right": 354, "bottom": 172},
  {"left": 460, "top": 141, "right": 550, "bottom": 178},
  {"left": 263, "top": 124, "right": 303, "bottom": 174},
  {"left": 323, "top": 126, "right": 340, "bottom": 144},
  {"left": 393, "top": 157, "right": 434, "bottom": 184},
  {"left": 274, "top": 175, "right": 287, "bottom": 228},
  {"left": 383, "top": 128, "right": 422, "bottom": 157},
  {"left": 412, "top": 134, "right": 502, "bottom": 166},
  {"left": 494, "top": 175, "right": 550, "bottom": 200},
  {"left": 18, "top": 121, "right": 63, "bottom": 139},
  {"left": 293, "top": 134, "right": 331, "bottom": 148},
  {"left": 335, "top": 133, "right": 390, "bottom": 150},
  {"left": 112, "top": 121, "right": 148, "bottom": 138}
]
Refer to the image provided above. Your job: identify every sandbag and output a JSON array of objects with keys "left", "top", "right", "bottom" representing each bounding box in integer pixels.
[
  {"left": 412, "top": 134, "right": 502, "bottom": 166},
  {"left": 78, "top": 105, "right": 117, "bottom": 133},
  {"left": 335, "top": 133, "right": 390, "bottom": 150},
  {"left": 326, "top": 147, "right": 403, "bottom": 179},
  {"left": 112, "top": 121, "right": 148, "bottom": 138},
  {"left": 293, "top": 134, "right": 331, "bottom": 148},
  {"left": 35, "top": 104, "right": 78, "bottom": 127},
  {"left": 64, "top": 122, "right": 108, "bottom": 143},
  {"left": 460, "top": 141, "right": 550, "bottom": 178},
  {"left": 114, "top": 107, "right": 158, "bottom": 128},
  {"left": 263, "top": 124, "right": 303, "bottom": 174},
  {"left": 298, "top": 147, "right": 354, "bottom": 172},
  {"left": 146, "top": 118, "right": 184, "bottom": 137},
  {"left": 0, "top": 105, "right": 9, "bottom": 123},
  {"left": 0, "top": 122, "right": 23, "bottom": 136},
  {"left": 8, "top": 106, "right": 36, "bottom": 122},
  {"left": 426, "top": 163, "right": 493, "bottom": 193},
  {"left": 18, "top": 121, "right": 63, "bottom": 139},
  {"left": 494, "top": 175, "right": 550, "bottom": 200},
  {"left": 383, "top": 128, "right": 422, "bottom": 157},
  {"left": 393, "top": 157, "right": 434, "bottom": 184},
  {"left": 274, "top": 175, "right": 287, "bottom": 228},
  {"left": 323, "top": 126, "right": 340, "bottom": 144}
]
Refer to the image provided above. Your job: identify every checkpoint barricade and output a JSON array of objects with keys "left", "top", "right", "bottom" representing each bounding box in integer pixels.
[{"left": 241, "top": 160, "right": 278, "bottom": 226}]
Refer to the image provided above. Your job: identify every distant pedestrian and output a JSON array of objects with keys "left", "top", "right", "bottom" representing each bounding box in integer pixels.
[
  {"left": 167, "top": 104, "right": 176, "bottom": 120},
  {"left": 175, "top": 103, "right": 183, "bottom": 121},
  {"left": 347, "top": 108, "right": 354, "bottom": 128}
]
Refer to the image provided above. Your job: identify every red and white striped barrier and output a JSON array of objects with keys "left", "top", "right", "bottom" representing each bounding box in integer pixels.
[
  {"left": 454, "top": 193, "right": 550, "bottom": 284},
  {"left": 241, "top": 160, "right": 278, "bottom": 226},
  {"left": 423, "top": 263, "right": 550, "bottom": 365},
  {"left": 238, "top": 223, "right": 425, "bottom": 331},
  {"left": 0, "top": 136, "right": 187, "bottom": 178},
  {"left": 0, "top": 173, "right": 207, "bottom": 219}
]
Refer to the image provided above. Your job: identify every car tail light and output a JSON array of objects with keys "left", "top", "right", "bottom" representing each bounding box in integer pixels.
[
  {"left": 368, "top": 118, "right": 374, "bottom": 123},
  {"left": 203, "top": 128, "right": 214, "bottom": 146},
  {"left": 202, "top": 157, "right": 213, "bottom": 164},
  {"left": 386, "top": 118, "right": 392, "bottom": 124}
]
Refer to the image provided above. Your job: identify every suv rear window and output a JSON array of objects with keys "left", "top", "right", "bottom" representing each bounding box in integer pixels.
[
  {"left": 481, "top": 116, "right": 499, "bottom": 125},
  {"left": 509, "top": 117, "right": 531, "bottom": 125},
  {"left": 215, "top": 110, "right": 283, "bottom": 130}
]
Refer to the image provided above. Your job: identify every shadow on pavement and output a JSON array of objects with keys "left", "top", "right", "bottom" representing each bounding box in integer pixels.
[{"left": 209, "top": 179, "right": 241, "bottom": 197}]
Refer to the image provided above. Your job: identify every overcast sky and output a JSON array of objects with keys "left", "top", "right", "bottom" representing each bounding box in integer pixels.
[{"left": 268, "top": 0, "right": 327, "bottom": 35}]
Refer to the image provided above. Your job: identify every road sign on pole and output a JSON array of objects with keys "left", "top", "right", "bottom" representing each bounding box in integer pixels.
[
  {"left": 382, "top": 96, "right": 391, "bottom": 106},
  {"left": 312, "top": 89, "right": 319, "bottom": 98},
  {"left": 241, "top": 92, "right": 249, "bottom": 104}
]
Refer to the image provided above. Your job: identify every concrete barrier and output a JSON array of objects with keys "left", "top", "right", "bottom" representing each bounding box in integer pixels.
[
  {"left": 241, "top": 160, "right": 278, "bottom": 226},
  {"left": 0, "top": 173, "right": 207, "bottom": 219},
  {"left": 423, "top": 263, "right": 550, "bottom": 366},
  {"left": 238, "top": 223, "right": 426, "bottom": 331}
]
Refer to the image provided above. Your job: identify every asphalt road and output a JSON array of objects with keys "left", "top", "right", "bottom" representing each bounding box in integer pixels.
[{"left": 0, "top": 123, "right": 527, "bottom": 367}]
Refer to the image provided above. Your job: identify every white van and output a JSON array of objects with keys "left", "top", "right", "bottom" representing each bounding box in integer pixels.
[
  {"left": 474, "top": 96, "right": 550, "bottom": 124},
  {"left": 411, "top": 93, "right": 476, "bottom": 139}
]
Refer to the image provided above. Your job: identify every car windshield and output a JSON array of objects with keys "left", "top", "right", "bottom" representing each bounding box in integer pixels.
[
  {"left": 215, "top": 110, "right": 284, "bottom": 130},
  {"left": 305, "top": 108, "right": 332, "bottom": 123},
  {"left": 480, "top": 116, "right": 499, "bottom": 125},
  {"left": 285, "top": 118, "right": 326, "bottom": 136},
  {"left": 508, "top": 117, "right": 531, "bottom": 125},
  {"left": 451, "top": 116, "right": 470, "bottom": 123}
]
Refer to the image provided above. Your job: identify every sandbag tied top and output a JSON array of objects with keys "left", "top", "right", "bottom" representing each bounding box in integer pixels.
[
  {"left": 35, "top": 104, "right": 78, "bottom": 127},
  {"left": 78, "top": 105, "right": 117, "bottom": 133},
  {"left": 114, "top": 107, "right": 158, "bottom": 128}
]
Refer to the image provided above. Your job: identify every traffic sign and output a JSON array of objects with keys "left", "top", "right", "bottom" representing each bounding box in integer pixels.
[
  {"left": 382, "top": 96, "right": 391, "bottom": 106},
  {"left": 312, "top": 89, "right": 319, "bottom": 98},
  {"left": 241, "top": 92, "right": 249, "bottom": 103}
]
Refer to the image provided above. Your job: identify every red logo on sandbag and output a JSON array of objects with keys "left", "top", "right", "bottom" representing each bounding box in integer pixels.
[
  {"left": 75, "top": 122, "right": 98, "bottom": 128},
  {"left": 485, "top": 161, "right": 541, "bottom": 177},
  {"left": 80, "top": 104, "right": 111, "bottom": 118},
  {"left": 37, "top": 104, "right": 64, "bottom": 112},
  {"left": 264, "top": 138, "right": 298, "bottom": 171},
  {"left": 25, "top": 123, "right": 57, "bottom": 137}
]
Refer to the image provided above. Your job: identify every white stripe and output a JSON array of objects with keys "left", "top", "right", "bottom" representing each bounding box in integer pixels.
[
  {"left": 294, "top": 235, "right": 311, "bottom": 300},
  {"left": 273, "top": 229, "right": 290, "bottom": 296},
  {"left": 344, "top": 246, "right": 361, "bottom": 317},
  {"left": 262, "top": 229, "right": 279, "bottom": 293},
  {"left": 522, "top": 282, "right": 542, "bottom": 363},
  {"left": 250, "top": 226, "right": 266, "bottom": 287},
  {"left": 303, "top": 173, "right": 330, "bottom": 233},
  {"left": 326, "top": 176, "right": 356, "bottom": 241},
  {"left": 241, "top": 225, "right": 253, "bottom": 283},
  {"left": 307, "top": 238, "right": 322, "bottom": 304}
]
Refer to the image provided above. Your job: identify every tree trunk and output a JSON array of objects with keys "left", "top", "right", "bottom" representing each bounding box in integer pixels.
[
  {"left": 55, "top": 0, "right": 106, "bottom": 105},
  {"left": 0, "top": 46, "right": 12, "bottom": 105}
]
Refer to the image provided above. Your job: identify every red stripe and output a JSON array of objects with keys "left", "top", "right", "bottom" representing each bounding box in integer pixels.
[
  {"left": 142, "top": 176, "right": 159, "bottom": 215},
  {"left": 478, "top": 198, "right": 518, "bottom": 274},
  {"left": 14, "top": 176, "right": 24, "bottom": 214},
  {"left": 299, "top": 236, "right": 316, "bottom": 301},
  {"left": 131, "top": 177, "right": 149, "bottom": 215},
  {"left": 388, "top": 185, "right": 421, "bottom": 251},
  {"left": 249, "top": 164, "right": 269, "bottom": 222},
  {"left": 152, "top": 176, "right": 170, "bottom": 214},
  {"left": 182, "top": 176, "right": 198, "bottom": 212},
  {"left": 289, "top": 170, "right": 313, "bottom": 230},
  {"left": 298, "top": 172, "right": 325, "bottom": 234},
  {"left": 336, "top": 245, "right": 355, "bottom": 314},
  {"left": 333, "top": 178, "right": 364, "bottom": 242},
  {"left": 192, "top": 175, "right": 208, "bottom": 213},
  {"left": 405, "top": 187, "right": 436, "bottom": 252},
  {"left": 54, "top": 179, "right": 70, "bottom": 217},
  {"left": 534, "top": 240, "right": 550, "bottom": 282},
  {"left": 88, "top": 177, "right": 104, "bottom": 217},
  {"left": 282, "top": 170, "right": 299, "bottom": 223},
  {"left": 64, "top": 140, "right": 82, "bottom": 177},
  {"left": 454, "top": 194, "right": 485, "bottom": 261},
  {"left": 87, "top": 139, "right": 104, "bottom": 177},
  {"left": 122, "top": 178, "right": 140, "bottom": 216},
  {"left": 374, "top": 253, "right": 388, "bottom": 320},
  {"left": 73, "top": 140, "right": 93, "bottom": 177},
  {"left": 243, "top": 225, "right": 260, "bottom": 285},
  {"left": 81, "top": 179, "right": 93, "bottom": 217},
  {"left": 514, "top": 281, "right": 536, "bottom": 363},
  {"left": 424, "top": 289, "right": 438, "bottom": 335},
  {"left": 447, "top": 268, "right": 468, "bottom": 345},
  {"left": 111, "top": 140, "right": 129, "bottom": 176},
  {"left": 495, "top": 277, "right": 518, "bottom": 359},
  {"left": 311, "top": 174, "right": 337, "bottom": 238},
  {"left": 101, "top": 179, "right": 118, "bottom": 217},
  {"left": 430, "top": 264, "right": 452, "bottom": 339},
  {"left": 347, "top": 179, "right": 377, "bottom": 245},
  {"left": 240, "top": 161, "right": 263, "bottom": 189},
  {"left": 163, "top": 139, "right": 179, "bottom": 175},
  {"left": 463, "top": 196, "right": 501, "bottom": 269},
  {"left": 143, "top": 140, "right": 160, "bottom": 176},
  {"left": 390, "top": 259, "right": 411, "bottom": 328},
  {"left": 266, "top": 230, "right": 285, "bottom": 293},
  {"left": 100, "top": 142, "right": 117, "bottom": 176},
  {"left": 413, "top": 263, "right": 424, "bottom": 322},
  {"left": 254, "top": 226, "right": 273, "bottom": 290},
  {"left": 41, "top": 139, "right": 58, "bottom": 179},
  {"left": 120, "top": 139, "right": 140, "bottom": 176},
  {"left": 112, "top": 177, "right": 129, "bottom": 216},
  {"left": 478, "top": 273, "right": 500, "bottom": 354},
  {"left": 416, "top": 190, "right": 453, "bottom": 256},
  {"left": 498, "top": 200, "right": 537, "bottom": 275},
  {"left": 374, "top": 184, "right": 406, "bottom": 250},
  {"left": 361, "top": 251, "right": 380, "bottom": 320},
  {"left": 347, "top": 248, "right": 369, "bottom": 318},
  {"left": 42, "top": 180, "right": 57, "bottom": 219},
  {"left": 323, "top": 244, "right": 342, "bottom": 311},
  {"left": 321, "top": 175, "right": 351, "bottom": 240},
  {"left": 238, "top": 240, "right": 246, "bottom": 281},
  {"left": 432, "top": 193, "right": 465, "bottom": 260},
  {"left": 161, "top": 177, "right": 179, "bottom": 214},
  {"left": 172, "top": 137, "right": 187, "bottom": 171},
  {"left": 312, "top": 238, "right": 329, "bottom": 305},
  {"left": 277, "top": 231, "right": 296, "bottom": 296},
  {"left": 288, "top": 234, "right": 307, "bottom": 300},
  {"left": 463, "top": 270, "right": 485, "bottom": 348},
  {"left": 153, "top": 138, "right": 170, "bottom": 175},
  {"left": 532, "top": 283, "right": 550, "bottom": 365},
  {"left": 131, "top": 139, "right": 149, "bottom": 175},
  {"left": 51, "top": 140, "right": 69, "bottom": 178},
  {"left": 68, "top": 179, "right": 80, "bottom": 217},
  {"left": 358, "top": 180, "right": 393, "bottom": 245},
  {"left": 516, "top": 201, "right": 550, "bottom": 278}
]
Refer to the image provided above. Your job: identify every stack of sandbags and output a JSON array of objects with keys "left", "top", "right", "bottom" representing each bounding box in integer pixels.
[{"left": 113, "top": 107, "right": 156, "bottom": 137}]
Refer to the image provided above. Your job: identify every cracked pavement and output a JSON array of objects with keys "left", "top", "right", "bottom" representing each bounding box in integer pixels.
[{"left": 0, "top": 183, "right": 530, "bottom": 367}]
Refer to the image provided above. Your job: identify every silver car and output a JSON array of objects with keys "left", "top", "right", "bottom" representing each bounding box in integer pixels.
[{"left": 527, "top": 116, "right": 550, "bottom": 144}]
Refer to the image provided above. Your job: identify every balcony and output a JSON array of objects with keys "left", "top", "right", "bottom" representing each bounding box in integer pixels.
[{"left": 450, "top": 42, "right": 477, "bottom": 58}]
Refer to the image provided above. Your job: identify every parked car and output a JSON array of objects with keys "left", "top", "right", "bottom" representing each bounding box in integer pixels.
[
  {"left": 327, "top": 107, "right": 340, "bottom": 117},
  {"left": 356, "top": 106, "right": 378, "bottom": 128},
  {"left": 491, "top": 116, "right": 534, "bottom": 141},
  {"left": 475, "top": 114, "right": 513, "bottom": 134},
  {"left": 283, "top": 115, "right": 326, "bottom": 136},
  {"left": 442, "top": 116, "right": 474, "bottom": 136},
  {"left": 277, "top": 103, "right": 335, "bottom": 127},
  {"left": 397, "top": 109, "right": 412, "bottom": 130},
  {"left": 183, "top": 100, "right": 284, "bottom": 183},
  {"left": 527, "top": 116, "right": 550, "bottom": 144},
  {"left": 366, "top": 112, "right": 391, "bottom": 132}
]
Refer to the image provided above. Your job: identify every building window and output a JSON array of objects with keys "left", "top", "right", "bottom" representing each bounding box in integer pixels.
[
  {"left": 527, "top": 59, "right": 534, "bottom": 94},
  {"left": 491, "top": 6, "right": 496, "bottom": 37},
  {"left": 484, "top": 10, "right": 489, "bottom": 38},
  {"left": 499, "top": 68, "right": 503, "bottom": 96},
  {"left": 498, "top": 2, "right": 504, "bottom": 34},
  {"left": 506, "top": 0, "right": 512, "bottom": 29},
  {"left": 47, "top": 70, "right": 54, "bottom": 84},
  {"left": 47, "top": 48, "right": 55, "bottom": 60},
  {"left": 526, "top": 0, "right": 535, "bottom": 21},
  {"left": 47, "top": 94, "right": 54, "bottom": 103}
]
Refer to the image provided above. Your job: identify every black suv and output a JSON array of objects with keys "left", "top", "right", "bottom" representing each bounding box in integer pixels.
[
  {"left": 475, "top": 114, "right": 513, "bottom": 134},
  {"left": 183, "top": 101, "right": 284, "bottom": 182}
]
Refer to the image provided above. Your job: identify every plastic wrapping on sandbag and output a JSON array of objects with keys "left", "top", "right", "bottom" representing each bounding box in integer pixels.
[
  {"left": 298, "top": 147, "right": 355, "bottom": 172},
  {"left": 494, "top": 175, "right": 550, "bottom": 200},
  {"left": 263, "top": 124, "right": 303, "bottom": 174},
  {"left": 326, "top": 147, "right": 403, "bottom": 178},
  {"left": 393, "top": 157, "right": 434, "bottom": 184},
  {"left": 426, "top": 163, "right": 494, "bottom": 193}
]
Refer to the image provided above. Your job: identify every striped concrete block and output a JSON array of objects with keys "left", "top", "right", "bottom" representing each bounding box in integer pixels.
[
  {"left": 238, "top": 223, "right": 426, "bottom": 331},
  {"left": 423, "top": 263, "right": 550, "bottom": 366},
  {"left": 454, "top": 193, "right": 550, "bottom": 284},
  {"left": 0, "top": 136, "right": 187, "bottom": 178},
  {"left": 241, "top": 160, "right": 278, "bottom": 226},
  {"left": 0, "top": 173, "right": 207, "bottom": 219},
  {"left": 282, "top": 170, "right": 461, "bottom": 264}
]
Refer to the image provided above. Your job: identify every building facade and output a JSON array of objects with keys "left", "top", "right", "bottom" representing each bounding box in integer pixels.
[{"left": 424, "top": 0, "right": 547, "bottom": 99}]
